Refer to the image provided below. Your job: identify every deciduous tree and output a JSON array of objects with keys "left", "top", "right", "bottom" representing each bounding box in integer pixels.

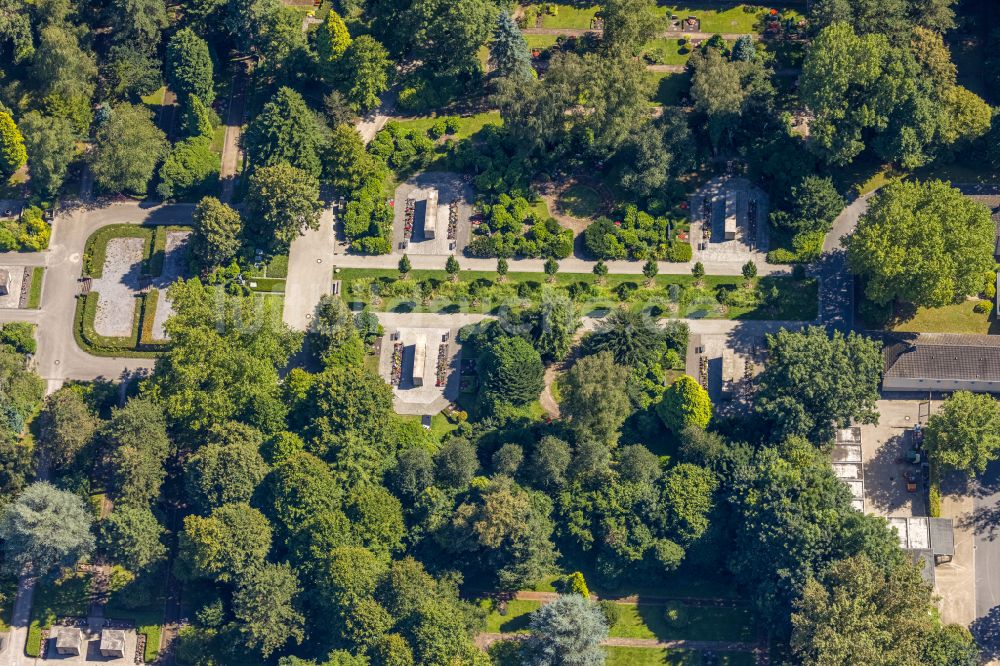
[
  {"left": 0, "top": 111, "right": 27, "bottom": 180},
  {"left": 846, "top": 180, "right": 995, "bottom": 307},
  {"left": 245, "top": 162, "right": 322, "bottom": 250},
  {"left": 657, "top": 375, "right": 711, "bottom": 433},
  {"left": 90, "top": 103, "right": 167, "bottom": 195},
  {"left": 233, "top": 562, "right": 305, "bottom": 657},
  {"left": 177, "top": 503, "right": 272, "bottom": 582},
  {"left": 99, "top": 505, "right": 167, "bottom": 570},
  {"left": 166, "top": 28, "right": 215, "bottom": 104},
  {"left": 19, "top": 111, "right": 75, "bottom": 196},
  {"left": 191, "top": 196, "right": 242, "bottom": 269},
  {"left": 35, "top": 388, "right": 98, "bottom": 470},
  {"left": 561, "top": 351, "right": 631, "bottom": 444},
  {"left": 925, "top": 391, "right": 1000, "bottom": 475}
]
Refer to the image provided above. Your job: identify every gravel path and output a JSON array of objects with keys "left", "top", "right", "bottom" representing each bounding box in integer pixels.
[
  {"left": 151, "top": 231, "right": 191, "bottom": 340},
  {"left": 92, "top": 237, "right": 144, "bottom": 337}
]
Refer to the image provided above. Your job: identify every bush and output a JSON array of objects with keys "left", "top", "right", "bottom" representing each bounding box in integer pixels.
[
  {"left": 0, "top": 322, "right": 37, "bottom": 354},
  {"left": 929, "top": 483, "right": 941, "bottom": 518},
  {"left": 563, "top": 571, "right": 589, "bottom": 598},
  {"left": 598, "top": 600, "right": 622, "bottom": 628},
  {"left": 428, "top": 119, "right": 448, "bottom": 139},
  {"left": 444, "top": 116, "right": 461, "bottom": 134},
  {"left": 156, "top": 136, "right": 220, "bottom": 200},
  {"left": 974, "top": 300, "right": 991, "bottom": 314},
  {"left": 766, "top": 248, "right": 798, "bottom": 264},
  {"left": 665, "top": 240, "right": 692, "bottom": 262},
  {"left": 0, "top": 206, "right": 51, "bottom": 252},
  {"left": 664, "top": 601, "right": 688, "bottom": 627}
]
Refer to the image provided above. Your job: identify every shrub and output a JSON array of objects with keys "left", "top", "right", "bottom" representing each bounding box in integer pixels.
[
  {"left": 664, "top": 601, "right": 688, "bottom": 627},
  {"left": 428, "top": 119, "right": 448, "bottom": 139},
  {"left": 0, "top": 322, "right": 37, "bottom": 354},
  {"left": 598, "top": 600, "right": 622, "bottom": 628},
  {"left": 444, "top": 116, "right": 461, "bottom": 134},
  {"left": 156, "top": 136, "right": 220, "bottom": 200},
  {"left": 858, "top": 297, "right": 892, "bottom": 327},
  {"left": 0, "top": 206, "right": 51, "bottom": 252},
  {"left": 974, "top": 300, "right": 991, "bottom": 314},
  {"left": 766, "top": 248, "right": 797, "bottom": 264},
  {"left": 929, "top": 483, "right": 941, "bottom": 518},
  {"left": 666, "top": 240, "right": 692, "bottom": 262},
  {"left": 564, "top": 571, "right": 589, "bottom": 598}
]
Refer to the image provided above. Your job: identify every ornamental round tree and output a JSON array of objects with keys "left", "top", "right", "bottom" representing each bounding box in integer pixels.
[
  {"left": 657, "top": 375, "right": 711, "bottom": 433},
  {"left": 522, "top": 594, "right": 608, "bottom": 665}
]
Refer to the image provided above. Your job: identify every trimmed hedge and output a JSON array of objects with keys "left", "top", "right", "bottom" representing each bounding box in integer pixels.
[
  {"left": 74, "top": 293, "right": 165, "bottom": 358},
  {"left": 139, "top": 289, "right": 160, "bottom": 345},
  {"left": 83, "top": 225, "right": 154, "bottom": 278}
]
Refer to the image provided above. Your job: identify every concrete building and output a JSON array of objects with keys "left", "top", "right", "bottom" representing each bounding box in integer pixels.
[
  {"left": 423, "top": 189, "right": 438, "bottom": 240},
  {"left": 412, "top": 335, "right": 426, "bottom": 387},
  {"left": 54, "top": 627, "right": 83, "bottom": 656},
  {"left": 833, "top": 427, "right": 864, "bottom": 512},
  {"left": 724, "top": 190, "right": 737, "bottom": 240},
  {"left": 883, "top": 333, "right": 1000, "bottom": 393},
  {"left": 100, "top": 629, "right": 127, "bottom": 658}
]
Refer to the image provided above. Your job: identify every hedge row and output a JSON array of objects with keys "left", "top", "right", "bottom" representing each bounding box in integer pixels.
[
  {"left": 83, "top": 225, "right": 154, "bottom": 278},
  {"left": 74, "top": 293, "right": 165, "bottom": 358}
]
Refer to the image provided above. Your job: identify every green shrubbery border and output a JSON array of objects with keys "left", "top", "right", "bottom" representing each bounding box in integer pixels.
[
  {"left": 74, "top": 293, "right": 166, "bottom": 358},
  {"left": 83, "top": 225, "right": 154, "bottom": 278}
]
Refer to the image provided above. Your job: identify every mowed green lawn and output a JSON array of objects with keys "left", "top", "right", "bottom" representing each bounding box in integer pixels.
[
  {"left": 392, "top": 111, "right": 502, "bottom": 141},
  {"left": 536, "top": 4, "right": 599, "bottom": 29},
  {"left": 656, "top": 4, "right": 804, "bottom": 34},
  {"left": 890, "top": 300, "right": 997, "bottom": 335},
  {"left": 644, "top": 71, "right": 690, "bottom": 106}
]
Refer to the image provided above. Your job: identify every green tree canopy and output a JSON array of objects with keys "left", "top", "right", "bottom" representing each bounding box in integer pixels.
[
  {"left": 925, "top": 391, "right": 1000, "bottom": 475},
  {"left": 184, "top": 432, "right": 269, "bottom": 514},
  {"left": 90, "top": 103, "right": 167, "bottom": 195},
  {"left": 19, "top": 111, "right": 75, "bottom": 197},
  {"left": 489, "top": 11, "right": 532, "bottom": 80},
  {"left": 340, "top": 35, "right": 391, "bottom": 113},
  {"left": 156, "top": 135, "right": 220, "bottom": 200},
  {"left": 0, "top": 481, "right": 95, "bottom": 575},
  {"left": 177, "top": 502, "right": 272, "bottom": 582},
  {"left": 522, "top": 594, "right": 608, "bottom": 665},
  {"left": 245, "top": 162, "right": 322, "bottom": 250},
  {"left": 846, "top": 179, "right": 995, "bottom": 308},
  {"left": 560, "top": 351, "right": 632, "bottom": 444},
  {"left": 479, "top": 335, "right": 545, "bottom": 408},
  {"left": 244, "top": 87, "right": 323, "bottom": 177},
  {"left": 101, "top": 397, "right": 171, "bottom": 507},
  {"left": 0, "top": 111, "right": 27, "bottom": 180},
  {"left": 754, "top": 327, "right": 882, "bottom": 442},
  {"left": 35, "top": 387, "right": 99, "bottom": 470},
  {"left": 657, "top": 375, "right": 712, "bottom": 433},
  {"left": 600, "top": 0, "right": 663, "bottom": 55},
  {"left": 233, "top": 562, "right": 305, "bottom": 657},
  {"left": 191, "top": 196, "right": 243, "bottom": 270},
  {"left": 99, "top": 505, "right": 167, "bottom": 571}
]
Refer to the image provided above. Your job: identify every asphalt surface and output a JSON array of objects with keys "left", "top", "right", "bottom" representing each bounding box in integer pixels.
[{"left": 971, "top": 461, "right": 1000, "bottom": 660}]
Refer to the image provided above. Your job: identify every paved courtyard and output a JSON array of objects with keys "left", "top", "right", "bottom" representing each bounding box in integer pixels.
[
  {"left": 90, "top": 237, "right": 144, "bottom": 338},
  {"left": 392, "top": 172, "right": 473, "bottom": 256},
  {"left": 150, "top": 231, "right": 191, "bottom": 340},
  {"left": 0, "top": 265, "right": 25, "bottom": 309},
  {"left": 860, "top": 399, "right": 930, "bottom": 518},
  {"left": 689, "top": 176, "right": 769, "bottom": 265}
]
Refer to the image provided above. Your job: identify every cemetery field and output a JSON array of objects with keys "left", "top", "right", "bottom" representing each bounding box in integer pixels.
[
  {"left": 655, "top": 4, "right": 805, "bottom": 34},
  {"left": 337, "top": 268, "right": 818, "bottom": 321},
  {"left": 480, "top": 596, "right": 756, "bottom": 643},
  {"left": 534, "top": 4, "right": 600, "bottom": 29}
]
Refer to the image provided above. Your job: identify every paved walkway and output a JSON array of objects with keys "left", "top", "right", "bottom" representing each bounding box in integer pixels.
[{"left": 219, "top": 67, "right": 247, "bottom": 204}]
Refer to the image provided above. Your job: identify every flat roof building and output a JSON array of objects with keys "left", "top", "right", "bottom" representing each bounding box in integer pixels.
[
  {"left": 100, "top": 628, "right": 127, "bottom": 658},
  {"left": 54, "top": 626, "right": 83, "bottom": 656}
]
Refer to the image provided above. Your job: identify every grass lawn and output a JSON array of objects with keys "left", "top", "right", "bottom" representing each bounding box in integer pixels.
[
  {"left": 393, "top": 111, "right": 502, "bottom": 142},
  {"left": 28, "top": 267, "right": 44, "bottom": 309},
  {"left": 525, "top": 34, "right": 560, "bottom": 49},
  {"left": 27, "top": 572, "right": 91, "bottom": 657},
  {"left": 400, "top": 412, "right": 458, "bottom": 443},
  {"left": 889, "top": 300, "right": 997, "bottom": 335},
  {"left": 537, "top": 4, "right": 599, "bottom": 29},
  {"left": 141, "top": 85, "right": 166, "bottom": 108},
  {"left": 482, "top": 599, "right": 541, "bottom": 633},
  {"left": 210, "top": 124, "right": 226, "bottom": 154},
  {"left": 609, "top": 602, "right": 756, "bottom": 642},
  {"left": 606, "top": 648, "right": 755, "bottom": 666},
  {"left": 527, "top": 563, "right": 742, "bottom": 600},
  {"left": 557, "top": 184, "right": 604, "bottom": 218},
  {"left": 643, "top": 38, "right": 695, "bottom": 65},
  {"left": 644, "top": 71, "right": 690, "bottom": 106},
  {"left": 655, "top": 4, "right": 803, "bottom": 34}
]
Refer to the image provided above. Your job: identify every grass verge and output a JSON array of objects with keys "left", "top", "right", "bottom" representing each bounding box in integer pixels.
[
  {"left": 83, "top": 225, "right": 154, "bottom": 278},
  {"left": 27, "top": 267, "right": 44, "bottom": 309}
]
